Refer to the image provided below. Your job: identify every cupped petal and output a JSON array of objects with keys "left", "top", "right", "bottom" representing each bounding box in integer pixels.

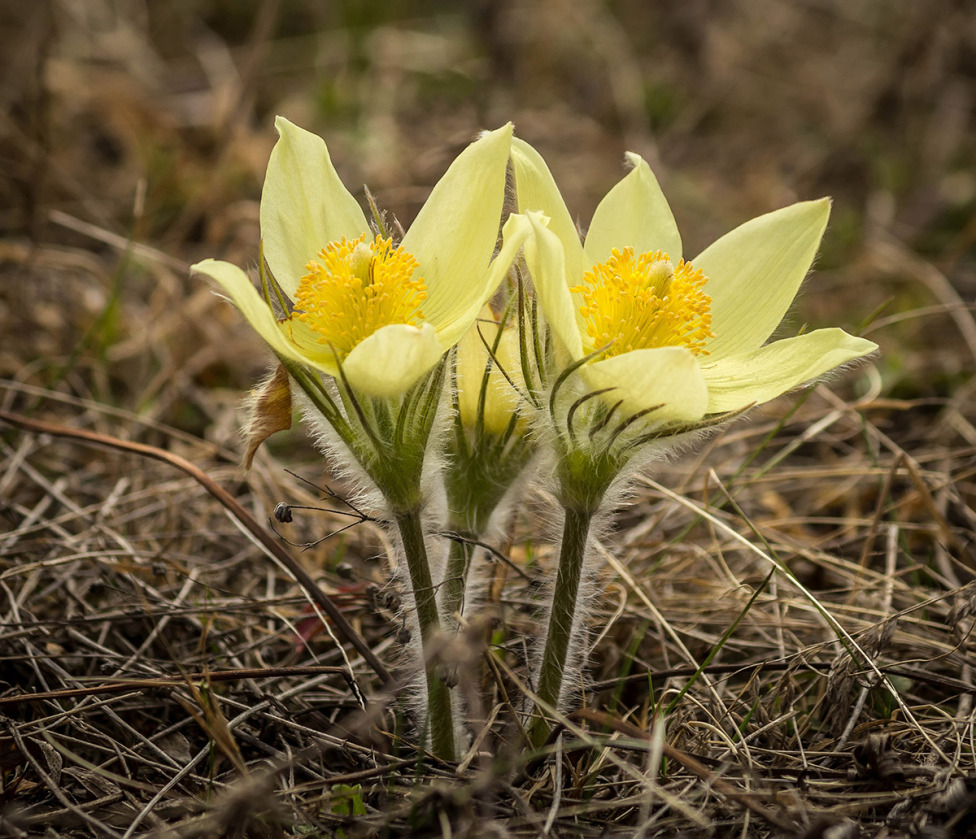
[
  {"left": 510, "top": 138, "right": 584, "bottom": 285},
  {"left": 584, "top": 153, "right": 681, "bottom": 267},
  {"left": 193, "top": 259, "right": 311, "bottom": 367},
  {"left": 401, "top": 124, "right": 512, "bottom": 328},
  {"left": 703, "top": 327, "right": 877, "bottom": 414},
  {"left": 433, "top": 212, "right": 532, "bottom": 350},
  {"left": 280, "top": 317, "right": 341, "bottom": 375},
  {"left": 521, "top": 212, "right": 584, "bottom": 360},
  {"left": 695, "top": 198, "right": 830, "bottom": 359},
  {"left": 341, "top": 322, "right": 444, "bottom": 397},
  {"left": 260, "top": 117, "right": 369, "bottom": 298},
  {"left": 580, "top": 346, "right": 709, "bottom": 424}
]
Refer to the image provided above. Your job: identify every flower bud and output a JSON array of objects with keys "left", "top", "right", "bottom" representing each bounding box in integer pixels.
[{"left": 455, "top": 305, "right": 524, "bottom": 435}]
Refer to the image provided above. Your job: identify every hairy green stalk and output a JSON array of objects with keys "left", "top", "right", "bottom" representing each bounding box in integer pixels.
[
  {"left": 440, "top": 535, "right": 475, "bottom": 629},
  {"left": 528, "top": 391, "right": 630, "bottom": 747},
  {"left": 395, "top": 508, "right": 456, "bottom": 761},
  {"left": 286, "top": 360, "right": 459, "bottom": 760},
  {"left": 529, "top": 505, "right": 594, "bottom": 747}
]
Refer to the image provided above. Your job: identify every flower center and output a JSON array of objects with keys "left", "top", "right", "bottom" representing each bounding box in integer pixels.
[
  {"left": 572, "top": 248, "right": 714, "bottom": 358},
  {"left": 293, "top": 233, "right": 427, "bottom": 359}
]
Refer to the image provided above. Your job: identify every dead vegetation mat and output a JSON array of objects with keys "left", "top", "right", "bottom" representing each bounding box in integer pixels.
[{"left": 2, "top": 386, "right": 976, "bottom": 838}]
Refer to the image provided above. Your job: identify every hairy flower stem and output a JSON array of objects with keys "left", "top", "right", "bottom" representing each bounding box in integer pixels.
[
  {"left": 395, "top": 507, "right": 457, "bottom": 761},
  {"left": 289, "top": 360, "right": 457, "bottom": 759},
  {"left": 530, "top": 505, "right": 594, "bottom": 747},
  {"left": 440, "top": 535, "right": 475, "bottom": 630}
]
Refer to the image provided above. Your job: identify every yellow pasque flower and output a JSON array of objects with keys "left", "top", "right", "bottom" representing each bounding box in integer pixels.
[
  {"left": 193, "top": 118, "right": 529, "bottom": 397},
  {"left": 511, "top": 139, "right": 877, "bottom": 424}
]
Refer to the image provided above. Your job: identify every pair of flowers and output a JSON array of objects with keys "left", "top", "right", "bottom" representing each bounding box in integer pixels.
[
  {"left": 193, "top": 119, "right": 876, "bottom": 760},
  {"left": 195, "top": 119, "right": 871, "bottom": 429}
]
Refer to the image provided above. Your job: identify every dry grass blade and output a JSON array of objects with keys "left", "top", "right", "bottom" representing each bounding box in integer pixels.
[
  {"left": 643, "top": 475, "right": 952, "bottom": 762},
  {"left": 574, "top": 709, "right": 797, "bottom": 834}
]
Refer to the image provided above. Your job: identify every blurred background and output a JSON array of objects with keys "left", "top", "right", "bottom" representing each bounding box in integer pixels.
[{"left": 3, "top": 0, "right": 974, "bottom": 446}]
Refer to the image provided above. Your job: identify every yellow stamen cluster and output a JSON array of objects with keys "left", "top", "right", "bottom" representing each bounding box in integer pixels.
[
  {"left": 573, "top": 248, "right": 714, "bottom": 358},
  {"left": 293, "top": 233, "right": 427, "bottom": 359}
]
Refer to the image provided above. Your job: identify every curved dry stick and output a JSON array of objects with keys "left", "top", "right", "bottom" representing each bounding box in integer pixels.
[{"left": 0, "top": 409, "right": 394, "bottom": 687}]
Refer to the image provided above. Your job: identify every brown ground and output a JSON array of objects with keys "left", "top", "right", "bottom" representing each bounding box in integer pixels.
[{"left": 1, "top": 1, "right": 975, "bottom": 836}]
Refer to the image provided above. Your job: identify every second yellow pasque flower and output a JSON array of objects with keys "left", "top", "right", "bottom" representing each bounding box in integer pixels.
[{"left": 511, "top": 140, "right": 877, "bottom": 425}]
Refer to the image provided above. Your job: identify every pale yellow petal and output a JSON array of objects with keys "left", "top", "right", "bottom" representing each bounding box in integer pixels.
[
  {"left": 703, "top": 327, "right": 877, "bottom": 413},
  {"left": 695, "top": 199, "right": 830, "bottom": 359},
  {"left": 401, "top": 125, "right": 512, "bottom": 331},
  {"left": 192, "top": 259, "right": 310, "bottom": 367},
  {"left": 510, "top": 138, "right": 584, "bottom": 285},
  {"left": 521, "top": 212, "right": 584, "bottom": 360},
  {"left": 280, "top": 317, "right": 341, "bottom": 376},
  {"left": 433, "top": 212, "right": 532, "bottom": 350},
  {"left": 341, "top": 322, "right": 444, "bottom": 397},
  {"left": 260, "top": 117, "right": 369, "bottom": 298},
  {"left": 584, "top": 153, "right": 681, "bottom": 266},
  {"left": 580, "top": 346, "right": 709, "bottom": 424}
]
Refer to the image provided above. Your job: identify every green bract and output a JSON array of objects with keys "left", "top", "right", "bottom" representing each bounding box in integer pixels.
[
  {"left": 193, "top": 118, "right": 529, "bottom": 397},
  {"left": 511, "top": 138, "right": 877, "bottom": 423}
]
